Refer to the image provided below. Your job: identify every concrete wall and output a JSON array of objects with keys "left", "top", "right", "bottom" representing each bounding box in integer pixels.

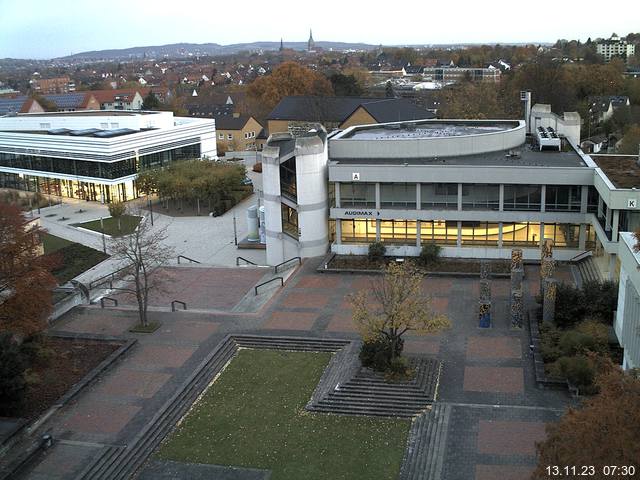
[
  {"left": 330, "top": 120, "right": 526, "bottom": 159},
  {"left": 529, "top": 104, "right": 581, "bottom": 146},
  {"left": 261, "top": 143, "right": 286, "bottom": 265},
  {"left": 295, "top": 135, "right": 329, "bottom": 258},
  {"left": 615, "top": 233, "right": 640, "bottom": 369}
]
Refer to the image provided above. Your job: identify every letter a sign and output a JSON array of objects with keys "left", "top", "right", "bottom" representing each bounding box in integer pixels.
[{"left": 352, "top": 172, "right": 360, "bottom": 181}]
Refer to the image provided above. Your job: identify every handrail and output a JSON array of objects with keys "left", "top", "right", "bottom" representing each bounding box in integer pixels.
[
  {"left": 274, "top": 256, "right": 301, "bottom": 274},
  {"left": 569, "top": 251, "right": 592, "bottom": 263},
  {"left": 236, "top": 256, "right": 258, "bottom": 266},
  {"left": 177, "top": 255, "right": 201, "bottom": 264},
  {"left": 171, "top": 300, "right": 187, "bottom": 311},
  {"left": 255, "top": 276, "right": 283, "bottom": 295},
  {"left": 89, "top": 265, "right": 129, "bottom": 290},
  {"left": 100, "top": 297, "right": 118, "bottom": 308}
]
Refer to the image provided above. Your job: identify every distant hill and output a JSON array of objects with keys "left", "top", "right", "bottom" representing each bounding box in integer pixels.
[{"left": 58, "top": 41, "right": 380, "bottom": 61}]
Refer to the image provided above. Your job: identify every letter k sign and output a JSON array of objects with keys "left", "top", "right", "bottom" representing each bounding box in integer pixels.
[{"left": 628, "top": 199, "right": 637, "bottom": 208}]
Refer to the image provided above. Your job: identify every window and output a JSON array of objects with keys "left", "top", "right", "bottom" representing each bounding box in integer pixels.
[
  {"left": 244, "top": 132, "right": 249, "bottom": 139},
  {"left": 340, "top": 182, "right": 375, "bottom": 208},
  {"left": 281, "top": 204, "right": 298, "bottom": 239},
  {"left": 421, "top": 183, "right": 457, "bottom": 210},
  {"left": 280, "top": 156, "right": 297, "bottom": 202},
  {"left": 460, "top": 222, "right": 500, "bottom": 246},
  {"left": 39, "top": 123, "right": 51, "bottom": 129},
  {"left": 461, "top": 184, "right": 500, "bottom": 210},
  {"left": 545, "top": 185, "right": 581, "bottom": 212},
  {"left": 380, "top": 183, "right": 415, "bottom": 208},
  {"left": 227, "top": 134, "right": 233, "bottom": 140},
  {"left": 587, "top": 186, "right": 599, "bottom": 213},
  {"left": 421, "top": 220, "right": 458, "bottom": 245},
  {"left": 219, "top": 133, "right": 224, "bottom": 139},
  {"left": 379, "top": 220, "right": 417, "bottom": 245},
  {"left": 502, "top": 222, "right": 541, "bottom": 247},
  {"left": 341, "top": 219, "right": 376, "bottom": 243},
  {"left": 503, "top": 185, "right": 542, "bottom": 211},
  {"left": 110, "top": 123, "right": 119, "bottom": 129},
  {"left": 543, "top": 224, "right": 580, "bottom": 248}
]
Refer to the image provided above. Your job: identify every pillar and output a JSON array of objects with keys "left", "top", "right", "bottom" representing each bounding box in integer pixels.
[
  {"left": 542, "top": 278, "right": 557, "bottom": 324},
  {"left": 457, "top": 183, "right": 462, "bottom": 211},
  {"left": 334, "top": 182, "right": 341, "bottom": 208},
  {"left": 499, "top": 184, "right": 504, "bottom": 212},
  {"left": 375, "top": 183, "right": 381, "bottom": 210},
  {"left": 540, "top": 185, "right": 546, "bottom": 213},
  {"left": 580, "top": 185, "right": 588, "bottom": 214}
]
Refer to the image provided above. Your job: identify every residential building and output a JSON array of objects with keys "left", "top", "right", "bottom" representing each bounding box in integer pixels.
[
  {"left": 30, "top": 76, "right": 75, "bottom": 94},
  {"left": 42, "top": 93, "right": 101, "bottom": 112},
  {"left": 267, "top": 96, "right": 435, "bottom": 135},
  {"left": 0, "top": 111, "right": 216, "bottom": 203},
  {"left": 90, "top": 89, "right": 144, "bottom": 110},
  {"left": 0, "top": 96, "right": 44, "bottom": 115},
  {"left": 588, "top": 95, "right": 631, "bottom": 124},
  {"left": 421, "top": 66, "right": 501, "bottom": 83},
  {"left": 596, "top": 34, "right": 636, "bottom": 62},
  {"left": 215, "top": 115, "right": 263, "bottom": 153}
]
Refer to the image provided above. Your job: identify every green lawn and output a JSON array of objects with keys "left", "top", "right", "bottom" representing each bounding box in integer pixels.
[
  {"left": 42, "top": 234, "right": 109, "bottom": 284},
  {"left": 72, "top": 215, "right": 141, "bottom": 236},
  {"left": 42, "top": 233, "right": 73, "bottom": 254},
  {"left": 158, "top": 349, "right": 410, "bottom": 480}
]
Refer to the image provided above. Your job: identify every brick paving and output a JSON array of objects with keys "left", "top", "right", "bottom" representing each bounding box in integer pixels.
[
  {"left": 463, "top": 366, "right": 525, "bottom": 393},
  {"left": 20, "top": 258, "right": 577, "bottom": 479}
]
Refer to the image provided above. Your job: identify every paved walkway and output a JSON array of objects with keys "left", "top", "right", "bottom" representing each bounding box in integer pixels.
[{"left": 17, "top": 259, "right": 575, "bottom": 480}]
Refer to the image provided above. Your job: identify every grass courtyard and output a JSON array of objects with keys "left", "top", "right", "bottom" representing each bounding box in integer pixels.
[
  {"left": 43, "top": 233, "right": 109, "bottom": 284},
  {"left": 158, "top": 349, "right": 410, "bottom": 480},
  {"left": 72, "top": 214, "right": 141, "bottom": 236}
]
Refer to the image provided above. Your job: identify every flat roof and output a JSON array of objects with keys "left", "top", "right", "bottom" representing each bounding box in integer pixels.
[
  {"left": 0, "top": 127, "right": 151, "bottom": 138},
  {"left": 8, "top": 110, "right": 160, "bottom": 117},
  {"left": 343, "top": 121, "right": 520, "bottom": 140},
  {"left": 592, "top": 155, "right": 640, "bottom": 188},
  {"left": 330, "top": 143, "right": 587, "bottom": 168}
]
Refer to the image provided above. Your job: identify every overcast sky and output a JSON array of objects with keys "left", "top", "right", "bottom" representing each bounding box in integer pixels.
[{"left": 1, "top": 0, "right": 638, "bottom": 59}]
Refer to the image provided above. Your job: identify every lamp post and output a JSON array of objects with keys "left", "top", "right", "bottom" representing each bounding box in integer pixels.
[{"left": 100, "top": 216, "right": 106, "bottom": 253}]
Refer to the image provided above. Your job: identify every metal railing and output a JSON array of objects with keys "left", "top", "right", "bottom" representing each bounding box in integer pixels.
[
  {"left": 100, "top": 297, "right": 118, "bottom": 308},
  {"left": 236, "top": 256, "right": 258, "bottom": 266},
  {"left": 255, "top": 277, "right": 283, "bottom": 295},
  {"left": 89, "top": 265, "right": 129, "bottom": 290},
  {"left": 274, "top": 256, "right": 301, "bottom": 274},
  {"left": 171, "top": 300, "right": 187, "bottom": 311},
  {"left": 569, "top": 251, "right": 593, "bottom": 263},
  {"left": 177, "top": 255, "right": 201, "bottom": 264}
]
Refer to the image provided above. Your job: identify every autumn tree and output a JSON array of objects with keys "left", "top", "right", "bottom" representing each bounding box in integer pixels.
[
  {"left": 532, "top": 362, "right": 640, "bottom": 478},
  {"left": 437, "top": 82, "right": 511, "bottom": 119},
  {"left": 142, "top": 90, "right": 161, "bottom": 110},
  {"left": 329, "top": 73, "right": 364, "bottom": 97},
  {"left": 349, "top": 262, "right": 450, "bottom": 370},
  {"left": 0, "top": 204, "right": 57, "bottom": 340},
  {"left": 108, "top": 201, "right": 127, "bottom": 232},
  {"left": 618, "top": 124, "right": 640, "bottom": 154},
  {"left": 109, "top": 218, "right": 174, "bottom": 327},
  {"left": 246, "top": 62, "right": 334, "bottom": 118}
]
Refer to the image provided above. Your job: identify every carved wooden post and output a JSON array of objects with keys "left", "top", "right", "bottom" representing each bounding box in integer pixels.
[{"left": 542, "top": 278, "right": 557, "bottom": 324}]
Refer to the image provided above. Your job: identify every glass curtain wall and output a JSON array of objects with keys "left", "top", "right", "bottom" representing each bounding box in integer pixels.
[
  {"left": 461, "top": 184, "right": 500, "bottom": 210},
  {"left": 503, "top": 185, "right": 542, "bottom": 211},
  {"left": 421, "top": 183, "right": 458, "bottom": 209},
  {"left": 380, "top": 183, "right": 415, "bottom": 208},
  {"left": 341, "top": 219, "right": 377, "bottom": 243},
  {"left": 340, "top": 183, "right": 375, "bottom": 208}
]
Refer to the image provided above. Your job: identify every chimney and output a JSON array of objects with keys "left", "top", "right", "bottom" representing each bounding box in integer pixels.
[{"left": 521, "top": 91, "right": 531, "bottom": 133}]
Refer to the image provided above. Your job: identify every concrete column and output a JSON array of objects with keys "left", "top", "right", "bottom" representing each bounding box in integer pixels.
[
  {"left": 375, "top": 218, "right": 381, "bottom": 241},
  {"left": 416, "top": 220, "right": 421, "bottom": 247},
  {"left": 335, "top": 218, "right": 342, "bottom": 245},
  {"left": 499, "top": 184, "right": 504, "bottom": 212},
  {"left": 542, "top": 278, "right": 557, "bottom": 324},
  {"left": 457, "top": 183, "right": 462, "bottom": 211},
  {"left": 498, "top": 222, "right": 503, "bottom": 248},
  {"left": 416, "top": 183, "right": 421, "bottom": 210},
  {"left": 598, "top": 196, "right": 604, "bottom": 218},
  {"left": 580, "top": 185, "right": 589, "bottom": 214},
  {"left": 612, "top": 209, "right": 620, "bottom": 241},
  {"left": 457, "top": 221, "right": 462, "bottom": 247},
  {"left": 375, "top": 183, "right": 381, "bottom": 210},
  {"left": 540, "top": 185, "right": 546, "bottom": 213},
  {"left": 579, "top": 223, "right": 587, "bottom": 250},
  {"left": 608, "top": 254, "right": 617, "bottom": 280},
  {"left": 334, "top": 182, "right": 341, "bottom": 208},
  {"left": 539, "top": 223, "right": 544, "bottom": 247},
  {"left": 605, "top": 206, "right": 612, "bottom": 230}
]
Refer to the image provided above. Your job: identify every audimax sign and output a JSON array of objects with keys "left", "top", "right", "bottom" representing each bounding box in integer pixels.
[{"left": 343, "top": 210, "right": 381, "bottom": 218}]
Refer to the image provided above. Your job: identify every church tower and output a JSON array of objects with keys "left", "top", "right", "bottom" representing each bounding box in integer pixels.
[
  {"left": 307, "top": 29, "right": 315, "bottom": 52},
  {"left": 279, "top": 38, "right": 284, "bottom": 52}
]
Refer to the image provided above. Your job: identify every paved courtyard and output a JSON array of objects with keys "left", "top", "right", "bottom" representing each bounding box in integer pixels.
[{"left": 18, "top": 258, "right": 576, "bottom": 480}]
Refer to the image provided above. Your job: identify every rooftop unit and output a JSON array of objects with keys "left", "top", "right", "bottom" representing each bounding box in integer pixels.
[{"left": 536, "top": 126, "right": 561, "bottom": 151}]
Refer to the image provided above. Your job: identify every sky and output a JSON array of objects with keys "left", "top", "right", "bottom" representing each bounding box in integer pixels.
[{"left": 1, "top": 0, "right": 639, "bottom": 59}]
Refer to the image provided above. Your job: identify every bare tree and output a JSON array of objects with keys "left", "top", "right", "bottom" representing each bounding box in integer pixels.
[{"left": 110, "top": 216, "right": 174, "bottom": 326}]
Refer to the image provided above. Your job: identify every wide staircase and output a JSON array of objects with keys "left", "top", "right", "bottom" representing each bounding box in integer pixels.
[
  {"left": 573, "top": 253, "right": 602, "bottom": 284},
  {"left": 307, "top": 357, "right": 441, "bottom": 418}
]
